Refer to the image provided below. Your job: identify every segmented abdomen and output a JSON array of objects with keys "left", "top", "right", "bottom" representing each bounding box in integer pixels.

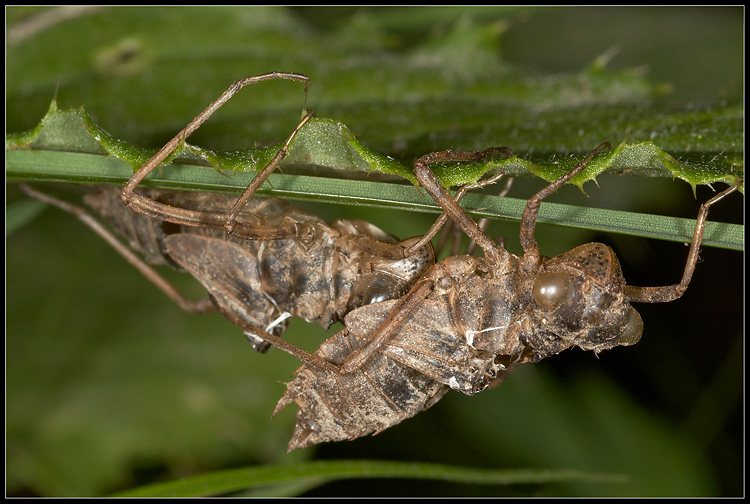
[
  {"left": 274, "top": 300, "right": 450, "bottom": 451},
  {"left": 275, "top": 284, "right": 513, "bottom": 450}
]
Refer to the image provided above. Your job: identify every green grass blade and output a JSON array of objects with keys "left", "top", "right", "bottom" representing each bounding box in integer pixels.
[
  {"left": 6, "top": 149, "right": 742, "bottom": 250},
  {"left": 112, "top": 460, "right": 627, "bottom": 497}
]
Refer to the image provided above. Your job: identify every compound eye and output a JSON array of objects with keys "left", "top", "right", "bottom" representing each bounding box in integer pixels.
[
  {"left": 357, "top": 274, "right": 402, "bottom": 306},
  {"left": 532, "top": 270, "right": 576, "bottom": 311},
  {"left": 618, "top": 308, "right": 643, "bottom": 346}
]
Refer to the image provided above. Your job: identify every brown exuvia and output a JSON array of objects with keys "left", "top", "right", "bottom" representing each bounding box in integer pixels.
[
  {"left": 273, "top": 142, "right": 739, "bottom": 450},
  {"left": 21, "top": 73, "right": 742, "bottom": 451}
]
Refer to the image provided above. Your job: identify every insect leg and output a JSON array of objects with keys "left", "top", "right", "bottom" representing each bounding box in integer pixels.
[
  {"left": 212, "top": 306, "right": 343, "bottom": 373},
  {"left": 121, "top": 72, "right": 315, "bottom": 240},
  {"left": 412, "top": 148, "right": 514, "bottom": 266},
  {"left": 406, "top": 168, "right": 509, "bottom": 256},
  {"left": 518, "top": 142, "right": 610, "bottom": 267},
  {"left": 19, "top": 184, "right": 216, "bottom": 314},
  {"left": 624, "top": 180, "right": 742, "bottom": 303},
  {"left": 466, "top": 177, "right": 514, "bottom": 256},
  {"left": 338, "top": 279, "right": 436, "bottom": 374},
  {"left": 222, "top": 110, "right": 314, "bottom": 238}
]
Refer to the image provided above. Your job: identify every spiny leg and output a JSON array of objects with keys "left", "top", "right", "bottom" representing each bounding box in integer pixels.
[
  {"left": 234, "top": 277, "right": 436, "bottom": 375},
  {"left": 244, "top": 274, "right": 438, "bottom": 374},
  {"left": 407, "top": 147, "right": 513, "bottom": 256},
  {"left": 466, "top": 176, "right": 514, "bottom": 256},
  {"left": 19, "top": 184, "right": 216, "bottom": 314},
  {"left": 339, "top": 278, "right": 436, "bottom": 374},
  {"left": 222, "top": 111, "right": 313, "bottom": 237},
  {"left": 405, "top": 170, "right": 508, "bottom": 256},
  {"left": 214, "top": 307, "right": 343, "bottom": 373},
  {"left": 412, "top": 147, "right": 514, "bottom": 266},
  {"left": 121, "top": 72, "right": 314, "bottom": 240},
  {"left": 625, "top": 180, "right": 742, "bottom": 303},
  {"left": 519, "top": 142, "right": 610, "bottom": 268},
  {"left": 423, "top": 176, "right": 513, "bottom": 257}
]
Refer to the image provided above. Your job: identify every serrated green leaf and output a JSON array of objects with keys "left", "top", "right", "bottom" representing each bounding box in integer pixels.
[{"left": 9, "top": 98, "right": 742, "bottom": 191}]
